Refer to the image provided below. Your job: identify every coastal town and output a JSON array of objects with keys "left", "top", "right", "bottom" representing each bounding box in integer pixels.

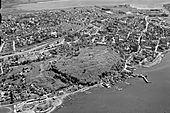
[{"left": 0, "top": 3, "right": 170, "bottom": 113}]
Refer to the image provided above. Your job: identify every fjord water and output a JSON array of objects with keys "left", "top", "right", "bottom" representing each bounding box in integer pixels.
[
  {"left": 0, "top": 107, "right": 11, "bottom": 113},
  {"left": 13, "top": 0, "right": 170, "bottom": 113},
  {"left": 55, "top": 52, "right": 170, "bottom": 113},
  {"left": 15, "top": 0, "right": 170, "bottom": 10}
]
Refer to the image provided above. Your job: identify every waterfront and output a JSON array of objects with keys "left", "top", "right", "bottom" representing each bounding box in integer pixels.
[
  {"left": 14, "top": 0, "right": 170, "bottom": 11},
  {"left": 54, "top": 55, "right": 170, "bottom": 113},
  {"left": 49, "top": 51, "right": 170, "bottom": 113},
  {"left": 136, "top": 50, "right": 170, "bottom": 73},
  {"left": 16, "top": 1, "right": 170, "bottom": 113},
  {"left": 2, "top": 0, "right": 170, "bottom": 113},
  {"left": 2, "top": 53, "right": 170, "bottom": 113},
  {"left": 0, "top": 107, "right": 12, "bottom": 113}
]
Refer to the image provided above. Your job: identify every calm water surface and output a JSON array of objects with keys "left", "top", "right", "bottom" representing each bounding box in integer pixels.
[
  {"left": 54, "top": 52, "right": 170, "bottom": 113},
  {"left": 0, "top": 107, "right": 11, "bottom": 113},
  {"left": 15, "top": 0, "right": 170, "bottom": 10},
  {"left": 13, "top": 1, "right": 170, "bottom": 113}
]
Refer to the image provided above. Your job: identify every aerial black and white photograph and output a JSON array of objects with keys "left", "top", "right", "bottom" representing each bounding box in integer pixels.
[{"left": 0, "top": 0, "right": 170, "bottom": 113}]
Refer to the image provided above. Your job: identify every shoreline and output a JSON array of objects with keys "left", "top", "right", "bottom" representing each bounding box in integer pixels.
[
  {"left": 55, "top": 66, "right": 170, "bottom": 113},
  {"left": 14, "top": 84, "right": 101, "bottom": 113},
  {"left": 47, "top": 84, "right": 101, "bottom": 113},
  {"left": 1, "top": 1, "right": 170, "bottom": 113},
  {"left": 10, "top": 51, "right": 170, "bottom": 113},
  {"left": 0, "top": 106, "right": 12, "bottom": 113},
  {"left": 1, "top": 0, "right": 169, "bottom": 13},
  {"left": 139, "top": 53, "right": 164, "bottom": 68},
  {"left": 135, "top": 50, "right": 170, "bottom": 73}
]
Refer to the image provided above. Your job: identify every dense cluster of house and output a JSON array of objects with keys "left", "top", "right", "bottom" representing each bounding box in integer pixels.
[{"left": 0, "top": 4, "right": 170, "bottom": 113}]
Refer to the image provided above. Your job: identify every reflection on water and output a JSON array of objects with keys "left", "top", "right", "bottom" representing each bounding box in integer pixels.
[{"left": 14, "top": 0, "right": 170, "bottom": 10}]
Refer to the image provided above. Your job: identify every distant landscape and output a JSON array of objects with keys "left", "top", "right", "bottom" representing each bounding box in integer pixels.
[
  {"left": 1, "top": 0, "right": 57, "bottom": 8},
  {"left": 164, "top": 3, "right": 170, "bottom": 12},
  {"left": 1, "top": 1, "right": 170, "bottom": 113}
]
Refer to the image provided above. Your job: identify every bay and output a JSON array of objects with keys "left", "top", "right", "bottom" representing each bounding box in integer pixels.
[
  {"left": 14, "top": 0, "right": 170, "bottom": 11},
  {"left": 53, "top": 52, "right": 170, "bottom": 113},
  {"left": 9, "top": 1, "right": 170, "bottom": 113},
  {"left": 0, "top": 107, "right": 11, "bottom": 113}
]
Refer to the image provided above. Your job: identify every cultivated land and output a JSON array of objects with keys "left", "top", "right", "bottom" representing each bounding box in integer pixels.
[{"left": 1, "top": 3, "right": 170, "bottom": 113}]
